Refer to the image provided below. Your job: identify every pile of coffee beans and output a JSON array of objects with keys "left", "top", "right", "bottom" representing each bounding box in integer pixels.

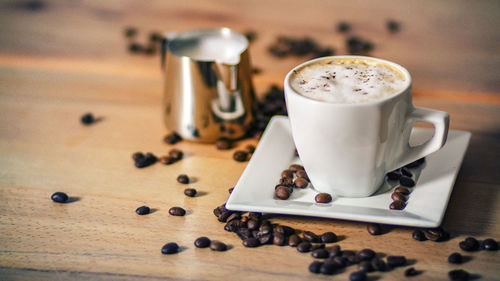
[
  {"left": 412, "top": 227, "right": 450, "bottom": 242},
  {"left": 132, "top": 152, "right": 158, "bottom": 168},
  {"left": 274, "top": 164, "right": 310, "bottom": 200},
  {"left": 386, "top": 157, "right": 424, "bottom": 210},
  {"left": 268, "top": 36, "right": 335, "bottom": 59},
  {"left": 249, "top": 85, "right": 287, "bottom": 139}
]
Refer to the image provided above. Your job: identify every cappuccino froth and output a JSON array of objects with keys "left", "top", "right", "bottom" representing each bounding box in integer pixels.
[{"left": 290, "top": 58, "right": 408, "bottom": 104}]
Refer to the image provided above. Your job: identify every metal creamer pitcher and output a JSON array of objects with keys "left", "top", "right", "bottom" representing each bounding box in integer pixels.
[{"left": 161, "top": 28, "right": 255, "bottom": 142}]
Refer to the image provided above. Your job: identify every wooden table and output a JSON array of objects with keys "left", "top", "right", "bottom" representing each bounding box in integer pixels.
[{"left": 1, "top": 0, "right": 499, "bottom": 280}]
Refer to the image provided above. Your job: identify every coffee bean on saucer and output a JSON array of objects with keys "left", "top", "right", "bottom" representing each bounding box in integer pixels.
[
  {"left": 215, "top": 138, "right": 232, "bottom": 150},
  {"left": 309, "top": 261, "right": 323, "bottom": 273},
  {"left": 412, "top": 229, "right": 427, "bottom": 241},
  {"left": 168, "top": 206, "right": 186, "bottom": 216},
  {"left": 387, "top": 255, "right": 406, "bottom": 267},
  {"left": 312, "top": 248, "right": 329, "bottom": 259},
  {"left": 390, "top": 200, "right": 406, "bottom": 210},
  {"left": 367, "top": 223, "right": 382, "bottom": 235},
  {"left": 394, "top": 187, "right": 410, "bottom": 195},
  {"left": 349, "top": 271, "right": 367, "bottom": 281},
  {"left": 194, "top": 237, "right": 211, "bottom": 248},
  {"left": 281, "top": 169, "right": 294, "bottom": 179},
  {"left": 448, "top": 269, "right": 469, "bottom": 281},
  {"left": 448, "top": 252, "right": 463, "bottom": 264},
  {"left": 400, "top": 167, "right": 413, "bottom": 177},
  {"left": 161, "top": 242, "right": 179, "bottom": 254},
  {"left": 289, "top": 164, "right": 304, "bottom": 171},
  {"left": 320, "top": 232, "right": 338, "bottom": 243},
  {"left": 399, "top": 176, "right": 415, "bottom": 187},
  {"left": 132, "top": 152, "right": 144, "bottom": 161},
  {"left": 459, "top": 237, "right": 479, "bottom": 251},
  {"left": 387, "top": 171, "right": 402, "bottom": 180},
  {"left": 297, "top": 241, "right": 312, "bottom": 252},
  {"left": 288, "top": 234, "right": 302, "bottom": 247},
  {"left": 135, "top": 205, "right": 150, "bottom": 215},
  {"left": 315, "top": 193, "right": 332, "bottom": 203},
  {"left": 210, "top": 240, "right": 227, "bottom": 251},
  {"left": 183, "top": 188, "right": 197, "bottom": 197},
  {"left": 481, "top": 238, "right": 498, "bottom": 250},
  {"left": 51, "top": 192, "right": 69, "bottom": 203},
  {"left": 296, "top": 170, "right": 309, "bottom": 181},
  {"left": 80, "top": 113, "right": 95, "bottom": 125},
  {"left": 404, "top": 267, "right": 420, "bottom": 277},
  {"left": 391, "top": 192, "right": 407, "bottom": 202},
  {"left": 233, "top": 150, "right": 248, "bottom": 162},
  {"left": 275, "top": 185, "right": 291, "bottom": 200},
  {"left": 159, "top": 155, "right": 176, "bottom": 165},
  {"left": 168, "top": 149, "right": 183, "bottom": 161},
  {"left": 177, "top": 174, "right": 189, "bottom": 184},
  {"left": 405, "top": 157, "right": 425, "bottom": 168},
  {"left": 244, "top": 144, "right": 256, "bottom": 154},
  {"left": 228, "top": 187, "right": 234, "bottom": 194},
  {"left": 280, "top": 177, "right": 293, "bottom": 185},
  {"left": 164, "top": 132, "right": 182, "bottom": 144},
  {"left": 302, "top": 231, "right": 320, "bottom": 243},
  {"left": 294, "top": 177, "right": 308, "bottom": 188}
]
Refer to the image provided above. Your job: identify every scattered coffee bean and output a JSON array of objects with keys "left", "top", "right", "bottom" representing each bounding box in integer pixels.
[
  {"left": 394, "top": 186, "right": 410, "bottom": 195},
  {"left": 135, "top": 152, "right": 157, "bottom": 168},
  {"left": 275, "top": 185, "right": 291, "bottom": 200},
  {"left": 412, "top": 229, "right": 427, "bottom": 241},
  {"left": 329, "top": 256, "right": 347, "bottom": 268},
  {"left": 168, "top": 207, "right": 186, "bottom": 216},
  {"left": 326, "top": 245, "right": 341, "bottom": 257},
  {"left": 288, "top": 234, "right": 302, "bottom": 247},
  {"left": 128, "top": 42, "right": 144, "bottom": 53},
  {"left": 320, "top": 232, "right": 338, "bottom": 243},
  {"left": 349, "top": 271, "right": 367, "bottom": 281},
  {"left": 399, "top": 176, "right": 415, "bottom": 187},
  {"left": 481, "top": 238, "right": 498, "bottom": 250},
  {"left": 387, "top": 19, "right": 401, "bottom": 33},
  {"left": 135, "top": 205, "right": 150, "bottom": 215},
  {"left": 194, "top": 237, "right": 211, "bottom": 248},
  {"left": 161, "top": 242, "right": 179, "bottom": 254},
  {"left": 124, "top": 27, "right": 137, "bottom": 38},
  {"left": 80, "top": 113, "right": 95, "bottom": 125},
  {"left": 244, "top": 144, "right": 256, "bottom": 154},
  {"left": 302, "top": 231, "right": 320, "bottom": 243},
  {"left": 281, "top": 169, "right": 294, "bottom": 179},
  {"left": 228, "top": 187, "right": 234, "bottom": 194},
  {"left": 177, "top": 174, "right": 190, "bottom": 184},
  {"left": 273, "top": 232, "right": 286, "bottom": 246},
  {"left": 389, "top": 200, "right": 406, "bottom": 210},
  {"left": 294, "top": 177, "right": 308, "bottom": 188},
  {"left": 233, "top": 150, "right": 248, "bottom": 162},
  {"left": 405, "top": 157, "right": 425, "bottom": 168},
  {"left": 315, "top": 193, "right": 332, "bottom": 203},
  {"left": 448, "top": 252, "right": 463, "bottom": 264},
  {"left": 311, "top": 248, "right": 329, "bottom": 259},
  {"left": 400, "top": 167, "right": 413, "bottom": 177},
  {"left": 459, "top": 237, "right": 479, "bottom": 251},
  {"left": 404, "top": 267, "right": 419, "bottom": 277},
  {"left": 244, "top": 30, "right": 257, "bottom": 42},
  {"left": 319, "top": 262, "right": 336, "bottom": 275},
  {"left": 168, "top": 149, "right": 183, "bottom": 161},
  {"left": 358, "top": 260, "right": 374, "bottom": 272},
  {"left": 215, "top": 138, "right": 232, "bottom": 150},
  {"left": 391, "top": 192, "right": 407, "bottom": 202},
  {"left": 371, "top": 258, "right": 388, "bottom": 272},
  {"left": 183, "top": 188, "right": 197, "bottom": 197},
  {"left": 358, "top": 249, "right": 376, "bottom": 261},
  {"left": 424, "top": 227, "right": 450, "bottom": 242},
  {"left": 309, "top": 261, "right": 323, "bottom": 274},
  {"left": 296, "top": 169, "right": 309, "bottom": 181},
  {"left": 289, "top": 164, "right": 304, "bottom": 171},
  {"left": 51, "top": 192, "right": 69, "bottom": 203},
  {"left": 367, "top": 223, "right": 382, "bottom": 235},
  {"left": 243, "top": 237, "right": 260, "bottom": 248},
  {"left": 297, "top": 241, "right": 312, "bottom": 253},
  {"left": 132, "top": 152, "right": 144, "bottom": 161},
  {"left": 337, "top": 21, "right": 351, "bottom": 33},
  {"left": 311, "top": 243, "right": 325, "bottom": 251},
  {"left": 164, "top": 132, "right": 182, "bottom": 144},
  {"left": 346, "top": 36, "right": 374, "bottom": 55},
  {"left": 387, "top": 255, "right": 406, "bottom": 267},
  {"left": 209, "top": 240, "right": 227, "bottom": 251},
  {"left": 387, "top": 171, "right": 402, "bottom": 180},
  {"left": 448, "top": 269, "right": 469, "bottom": 281},
  {"left": 159, "top": 155, "right": 175, "bottom": 165},
  {"left": 275, "top": 225, "right": 295, "bottom": 236}
]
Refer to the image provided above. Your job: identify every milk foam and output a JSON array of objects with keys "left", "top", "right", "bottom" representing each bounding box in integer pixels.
[{"left": 290, "top": 58, "right": 408, "bottom": 104}]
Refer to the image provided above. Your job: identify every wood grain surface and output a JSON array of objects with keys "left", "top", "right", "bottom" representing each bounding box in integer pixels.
[{"left": 1, "top": 0, "right": 499, "bottom": 280}]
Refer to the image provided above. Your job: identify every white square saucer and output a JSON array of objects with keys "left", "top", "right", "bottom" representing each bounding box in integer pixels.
[{"left": 226, "top": 116, "right": 471, "bottom": 227}]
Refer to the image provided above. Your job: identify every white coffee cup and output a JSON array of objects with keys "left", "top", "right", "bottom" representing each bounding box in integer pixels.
[{"left": 284, "top": 56, "right": 449, "bottom": 197}]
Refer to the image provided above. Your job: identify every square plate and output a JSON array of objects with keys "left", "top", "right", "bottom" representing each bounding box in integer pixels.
[{"left": 226, "top": 116, "right": 471, "bottom": 227}]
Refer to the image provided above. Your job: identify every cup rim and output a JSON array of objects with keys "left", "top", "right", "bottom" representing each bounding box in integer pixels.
[{"left": 284, "top": 55, "right": 412, "bottom": 107}]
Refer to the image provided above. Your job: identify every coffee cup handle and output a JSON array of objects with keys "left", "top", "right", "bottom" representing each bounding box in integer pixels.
[{"left": 390, "top": 107, "right": 450, "bottom": 171}]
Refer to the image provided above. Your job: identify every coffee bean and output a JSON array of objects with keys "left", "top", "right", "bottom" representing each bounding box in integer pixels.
[
  {"left": 387, "top": 171, "right": 402, "bottom": 180},
  {"left": 320, "top": 232, "right": 338, "bottom": 243},
  {"left": 210, "top": 240, "right": 227, "bottom": 251},
  {"left": 389, "top": 200, "right": 406, "bottom": 210},
  {"left": 400, "top": 167, "right": 413, "bottom": 177},
  {"left": 358, "top": 249, "right": 376, "bottom": 261},
  {"left": 391, "top": 192, "right": 407, "bottom": 202},
  {"left": 448, "top": 252, "right": 463, "bottom": 264},
  {"left": 132, "top": 152, "right": 144, "bottom": 161},
  {"left": 226, "top": 212, "right": 241, "bottom": 223},
  {"left": 337, "top": 21, "right": 351, "bottom": 33},
  {"left": 288, "top": 234, "right": 302, "bottom": 247},
  {"left": 80, "top": 113, "right": 95, "bottom": 125},
  {"left": 161, "top": 242, "right": 179, "bottom": 254},
  {"left": 124, "top": 27, "right": 137, "bottom": 38},
  {"left": 309, "top": 261, "right": 323, "bottom": 274},
  {"left": 164, "top": 132, "right": 182, "bottom": 144},
  {"left": 215, "top": 138, "right": 232, "bottom": 150},
  {"left": 349, "top": 271, "right": 367, "bottom": 281},
  {"left": 302, "top": 231, "right": 320, "bottom": 243},
  {"left": 194, "top": 237, "right": 211, "bottom": 248},
  {"left": 168, "top": 206, "right": 186, "bottom": 216},
  {"left": 387, "top": 19, "right": 401, "bottom": 33},
  {"left": 235, "top": 228, "right": 252, "bottom": 241},
  {"left": 405, "top": 157, "right": 425, "bottom": 168},
  {"left": 281, "top": 169, "right": 294, "bottom": 179},
  {"left": 168, "top": 149, "right": 183, "bottom": 161},
  {"left": 448, "top": 269, "right": 469, "bottom": 281},
  {"left": 247, "top": 219, "right": 260, "bottom": 230},
  {"left": 328, "top": 256, "right": 347, "bottom": 268},
  {"left": 159, "top": 155, "right": 175, "bottom": 165},
  {"left": 387, "top": 255, "right": 406, "bottom": 267},
  {"left": 459, "top": 237, "right": 479, "bottom": 251},
  {"left": 244, "top": 144, "right": 255, "bottom": 154},
  {"left": 275, "top": 185, "right": 291, "bottom": 200},
  {"left": 258, "top": 233, "right": 273, "bottom": 245},
  {"left": 394, "top": 186, "right": 410, "bottom": 195},
  {"left": 297, "top": 241, "right": 312, "bottom": 252},
  {"left": 183, "top": 188, "right": 197, "bottom": 197},
  {"left": 404, "top": 267, "right": 419, "bottom": 277},
  {"left": 399, "top": 176, "right": 415, "bottom": 187},
  {"left": 311, "top": 243, "right": 325, "bottom": 251},
  {"left": 367, "top": 223, "right": 382, "bottom": 235},
  {"left": 233, "top": 150, "right": 248, "bottom": 162},
  {"left": 149, "top": 31, "right": 162, "bottom": 42},
  {"left": 272, "top": 233, "right": 285, "bottom": 246},
  {"left": 294, "top": 177, "right": 308, "bottom": 188},
  {"left": 326, "top": 245, "right": 341, "bottom": 257},
  {"left": 315, "top": 193, "right": 332, "bottom": 203},
  {"left": 481, "top": 238, "right": 498, "bottom": 250},
  {"left": 177, "top": 174, "right": 189, "bottom": 184},
  {"left": 228, "top": 187, "right": 234, "bottom": 194},
  {"left": 243, "top": 237, "right": 260, "bottom": 248},
  {"left": 358, "top": 260, "right": 374, "bottom": 272},
  {"left": 289, "top": 164, "right": 304, "bottom": 171},
  {"left": 311, "top": 248, "right": 329, "bottom": 259},
  {"left": 135, "top": 205, "right": 150, "bottom": 215},
  {"left": 412, "top": 229, "right": 427, "bottom": 241},
  {"left": 280, "top": 177, "right": 293, "bottom": 185},
  {"left": 258, "top": 222, "right": 272, "bottom": 234},
  {"left": 424, "top": 227, "right": 450, "bottom": 242},
  {"left": 51, "top": 192, "right": 69, "bottom": 203},
  {"left": 128, "top": 43, "right": 144, "bottom": 53},
  {"left": 135, "top": 152, "right": 157, "bottom": 168},
  {"left": 296, "top": 169, "right": 309, "bottom": 181},
  {"left": 371, "top": 258, "right": 388, "bottom": 272}
]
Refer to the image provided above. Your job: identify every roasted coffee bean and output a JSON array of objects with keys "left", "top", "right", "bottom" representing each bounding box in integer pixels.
[
  {"left": 387, "top": 19, "right": 401, "bottom": 33},
  {"left": 183, "top": 188, "right": 197, "bottom": 197},
  {"left": 311, "top": 248, "right": 329, "bottom": 259},
  {"left": 247, "top": 219, "right": 260, "bottom": 230},
  {"left": 326, "top": 245, "right": 341, "bottom": 257},
  {"left": 288, "top": 234, "right": 302, "bottom": 247},
  {"left": 389, "top": 200, "right": 406, "bottom": 210},
  {"left": 81, "top": 113, "right": 95, "bottom": 125},
  {"left": 194, "top": 236, "right": 211, "bottom": 248},
  {"left": 459, "top": 237, "right": 479, "bottom": 251},
  {"left": 289, "top": 164, "right": 304, "bottom": 171},
  {"left": 347, "top": 254, "right": 362, "bottom": 265},
  {"left": 399, "top": 176, "right": 415, "bottom": 187},
  {"left": 259, "top": 222, "right": 272, "bottom": 235},
  {"left": 228, "top": 187, "right": 234, "bottom": 194},
  {"left": 367, "top": 223, "right": 382, "bottom": 235},
  {"left": 128, "top": 43, "right": 144, "bottom": 53},
  {"left": 275, "top": 185, "right": 291, "bottom": 200},
  {"left": 311, "top": 243, "right": 325, "bottom": 251},
  {"left": 302, "top": 231, "right": 320, "bottom": 243},
  {"left": 424, "top": 227, "right": 450, "bottom": 242},
  {"left": 244, "top": 30, "right": 257, "bottom": 42},
  {"left": 317, "top": 263, "right": 334, "bottom": 275},
  {"left": 135, "top": 152, "right": 157, "bottom": 168},
  {"left": 281, "top": 169, "right": 294, "bottom": 179},
  {"left": 296, "top": 169, "right": 309, "bottom": 181},
  {"left": 132, "top": 152, "right": 144, "bottom": 161},
  {"left": 387, "top": 256, "right": 406, "bottom": 267},
  {"left": 448, "top": 269, "right": 469, "bottom": 281},
  {"left": 215, "top": 138, "right": 232, "bottom": 150},
  {"left": 405, "top": 267, "right": 419, "bottom": 277},
  {"left": 400, "top": 167, "right": 413, "bottom": 177},
  {"left": 210, "top": 240, "right": 227, "bottom": 251},
  {"left": 294, "top": 177, "right": 308, "bottom": 188},
  {"left": 412, "top": 229, "right": 427, "bottom": 241},
  {"left": 275, "top": 225, "right": 295, "bottom": 236},
  {"left": 273, "top": 232, "right": 286, "bottom": 246},
  {"left": 358, "top": 249, "right": 376, "bottom": 261},
  {"left": 258, "top": 233, "right": 272, "bottom": 245},
  {"left": 135, "top": 205, "right": 150, "bottom": 215},
  {"left": 387, "top": 171, "right": 402, "bottom": 180},
  {"left": 244, "top": 144, "right": 256, "bottom": 154},
  {"left": 405, "top": 157, "right": 425, "bottom": 168},
  {"left": 280, "top": 177, "right": 293, "bottom": 185},
  {"left": 149, "top": 31, "right": 162, "bottom": 42},
  {"left": 337, "top": 21, "right": 351, "bottom": 33},
  {"left": 164, "top": 132, "right": 182, "bottom": 144},
  {"left": 159, "top": 155, "right": 175, "bottom": 165},
  {"left": 349, "top": 271, "right": 367, "bottom": 281},
  {"left": 371, "top": 258, "right": 388, "bottom": 272},
  {"left": 235, "top": 228, "right": 252, "bottom": 241},
  {"left": 233, "top": 150, "right": 248, "bottom": 162},
  {"left": 177, "top": 174, "right": 190, "bottom": 184},
  {"left": 168, "top": 149, "right": 183, "bottom": 161},
  {"left": 328, "top": 256, "right": 347, "bottom": 268},
  {"left": 51, "top": 192, "right": 69, "bottom": 203},
  {"left": 309, "top": 261, "right": 323, "bottom": 274},
  {"left": 124, "top": 27, "right": 137, "bottom": 38},
  {"left": 481, "top": 238, "right": 498, "bottom": 250},
  {"left": 297, "top": 241, "right": 312, "bottom": 253},
  {"left": 213, "top": 205, "right": 224, "bottom": 217},
  {"left": 391, "top": 192, "right": 407, "bottom": 202},
  {"left": 161, "top": 242, "right": 179, "bottom": 254},
  {"left": 358, "top": 261, "right": 374, "bottom": 272},
  {"left": 394, "top": 187, "right": 410, "bottom": 195},
  {"left": 320, "top": 232, "right": 338, "bottom": 243},
  {"left": 315, "top": 193, "right": 332, "bottom": 203},
  {"left": 448, "top": 252, "right": 463, "bottom": 264},
  {"left": 168, "top": 206, "right": 186, "bottom": 216},
  {"left": 243, "top": 237, "right": 260, "bottom": 248}
]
